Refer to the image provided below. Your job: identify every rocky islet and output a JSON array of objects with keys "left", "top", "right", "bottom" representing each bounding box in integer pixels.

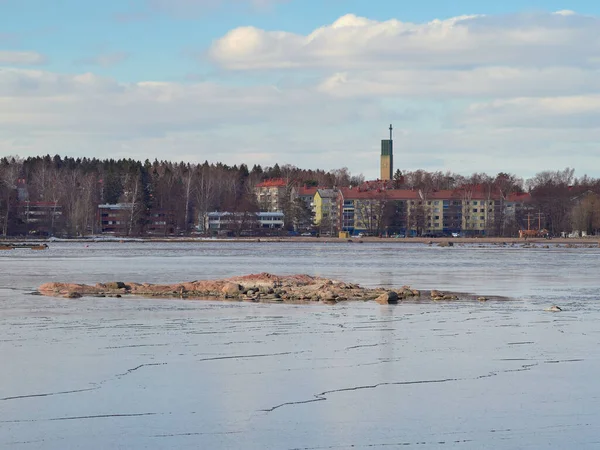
[{"left": 37, "top": 272, "right": 498, "bottom": 305}]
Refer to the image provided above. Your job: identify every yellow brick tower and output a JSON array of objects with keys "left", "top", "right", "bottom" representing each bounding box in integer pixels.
[{"left": 380, "top": 124, "right": 393, "bottom": 181}]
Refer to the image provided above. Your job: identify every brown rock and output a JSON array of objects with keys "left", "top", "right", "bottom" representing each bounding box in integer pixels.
[
  {"left": 375, "top": 291, "right": 399, "bottom": 304},
  {"left": 221, "top": 282, "right": 243, "bottom": 296},
  {"left": 321, "top": 291, "right": 336, "bottom": 302}
]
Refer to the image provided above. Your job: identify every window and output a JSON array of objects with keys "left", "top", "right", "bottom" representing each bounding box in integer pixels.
[
  {"left": 434, "top": 208, "right": 440, "bottom": 213},
  {"left": 473, "top": 209, "right": 478, "bottom": 213},
  {"left": 427, "top": 201, "right": 432, "bottom": 205},
  {"left": 434, "top": 216, "right": 440, "bottom": 220},
  {"left": 434, "top": 223, "right": 440, "bottom": 227},
  {"left": 480, "top": 223, "right": 484, "bottom": 228},
  {"left": 473, "top": 201, "right": 478, "bottom": 205},
  {"left": 434, "top": 201, "right": 440, "bottom": 205},
  {"left": 480, "top": 216, "right": 485, "bottom": 220}
]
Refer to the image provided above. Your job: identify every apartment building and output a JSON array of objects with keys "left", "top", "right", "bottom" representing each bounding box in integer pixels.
[
  {"left": 314, "top": 189, "right": 339, "bottom": 233},
  {"left": 255, "top": 179, "right": 288, "bottom": 212},
  {"left": 338, "top": 186, "right": 522, "bottom": 237}
]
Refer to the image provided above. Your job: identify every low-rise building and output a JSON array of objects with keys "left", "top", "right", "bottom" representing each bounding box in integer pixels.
[
  {"left": 98, "top": 203, "right": 132, "bottom": 234},
  {"left": 201, "top": 211, "right": 285, "bottom": 234},
  {"left": 13, "top": 201, "right": 64, "bottom": 236},
  {"left": 98, "top": 204, "right": 175, "bottom": 235}
]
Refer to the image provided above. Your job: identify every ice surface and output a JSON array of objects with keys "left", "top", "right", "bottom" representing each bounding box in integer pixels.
[{"left": 1, "top": 242, "right": 599, "bottom": 449}]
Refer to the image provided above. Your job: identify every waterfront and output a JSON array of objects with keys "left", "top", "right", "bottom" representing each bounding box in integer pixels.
[{"left": 1, "top": 242, "right": 599, "bottom": 449}]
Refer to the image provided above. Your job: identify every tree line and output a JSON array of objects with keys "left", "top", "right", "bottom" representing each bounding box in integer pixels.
[{"left": 0, "top": 155, "right": 599, "bottom": 237}]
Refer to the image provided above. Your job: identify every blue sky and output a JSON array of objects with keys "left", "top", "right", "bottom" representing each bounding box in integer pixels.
[{"left": 1, "top": 0, "right": 600, "bottom": 179}]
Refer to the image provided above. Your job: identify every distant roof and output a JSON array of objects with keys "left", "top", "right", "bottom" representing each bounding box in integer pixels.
[
  {"left": 341, "top": 187, "right": 510, "bottom": 201},
  {"left": 506, "top": 192, "right": 531, "bottom": 202},
  {"left": 317, "top": 189, "right": 338, "bottom": 198},
  {"left": 298, "top": 186, "right": 318, "bottom": 197},
  {"left": 256, "top": 178, "right": 287, "bottom": 188}
]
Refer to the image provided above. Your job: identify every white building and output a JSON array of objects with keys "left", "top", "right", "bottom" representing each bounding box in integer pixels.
[{"left": 200, "top": 211, "right": 285, "bottom": 233}]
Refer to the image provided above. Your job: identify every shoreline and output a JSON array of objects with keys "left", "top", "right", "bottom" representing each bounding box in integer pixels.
[{"left": 4, "top": 236, "right": 600, "bottom": 246}]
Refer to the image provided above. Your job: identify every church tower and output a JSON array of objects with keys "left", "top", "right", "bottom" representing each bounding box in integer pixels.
[{"left": 380, "top": 124, "right": 393, "bottom": 181}]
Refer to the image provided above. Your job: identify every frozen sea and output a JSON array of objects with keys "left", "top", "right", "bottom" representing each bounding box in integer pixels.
[{"left": 1, "top": 241, "right": 599, "bottom": 449}]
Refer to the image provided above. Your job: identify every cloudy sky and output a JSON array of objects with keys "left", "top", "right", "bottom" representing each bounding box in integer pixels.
[{"left": 1, "top": 0, "right": 599, "bottom": 179}]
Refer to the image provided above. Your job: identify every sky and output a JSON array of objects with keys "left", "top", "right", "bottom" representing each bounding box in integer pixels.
[{"left": 1, "top": 0, "right": 600, "bottom": 180}]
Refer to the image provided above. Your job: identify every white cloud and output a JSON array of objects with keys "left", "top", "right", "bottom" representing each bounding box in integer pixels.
[
  {"left": 0, "top": 67, "right": 386, "bottom": 135},
  {"left": 3, "top": 10, "right": 600, "bottom": 178},
  {"left": 210, "top": 12, "right": 600, "bottom": 70},
  {"left": 317, "top": 67, "right": 600, "bottom": 99},
  {"left": 0, "top": 50, "right": 47, "bottom": 65},
  {"left": 457, "top": 95, "right": 600, "bottom": 128}
]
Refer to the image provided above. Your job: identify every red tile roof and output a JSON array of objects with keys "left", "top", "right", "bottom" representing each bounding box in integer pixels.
[
  {"left": 298, "top": 186, "right": 318, "bottom": 197},
  {"left": 506, "top": 192, "right": 532, "bottom": 202},
  {"left": 256, "top": 178, "right": 287, "bottom": 188},
  {"left": 341, "top": 187, "right": 508, "bottom": 201}
]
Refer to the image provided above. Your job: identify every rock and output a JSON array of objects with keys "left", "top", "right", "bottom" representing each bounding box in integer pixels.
[
  {"left": 438, "top": 241, "right": 453, "bottom": 247},
  {"left": 100, "top": 281, "right": 128, "bottom": 290},
  {"left": 375, "top": 291, "right": 399, "bottom": 304},
  {"left": 546, "top": 305, "right": 562, "bottom": 312},
  {"left": 477, "top": 297, "right": 488, "bottom": 302},
  {"left": 37, "top": 272, "right": 506, "bottom": 306},
  {"left": 321, "top": 291, "right": 337, "bottom": 302},
  {"left": 63, "top": 292, "right": 82, "bottom": 299},
  {"left": 221, "top": 282, "right": 243, "bottom": 296}
]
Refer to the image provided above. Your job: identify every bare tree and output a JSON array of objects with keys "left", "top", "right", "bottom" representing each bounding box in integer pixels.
[{"left": 0, "top": 158, "right": 22, "bottom": 236}]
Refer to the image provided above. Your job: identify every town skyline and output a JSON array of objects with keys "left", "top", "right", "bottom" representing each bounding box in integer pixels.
[
  {"left": 2, "top": 153, "right": 599, "bottom": 239},
  {"left": 2, "top": 1, "right": 600, "bottom": 178}
]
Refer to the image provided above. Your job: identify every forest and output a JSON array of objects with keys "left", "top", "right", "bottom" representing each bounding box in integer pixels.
[{"left": 0, "top": 155, "right": 599, "bottom": 237}]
